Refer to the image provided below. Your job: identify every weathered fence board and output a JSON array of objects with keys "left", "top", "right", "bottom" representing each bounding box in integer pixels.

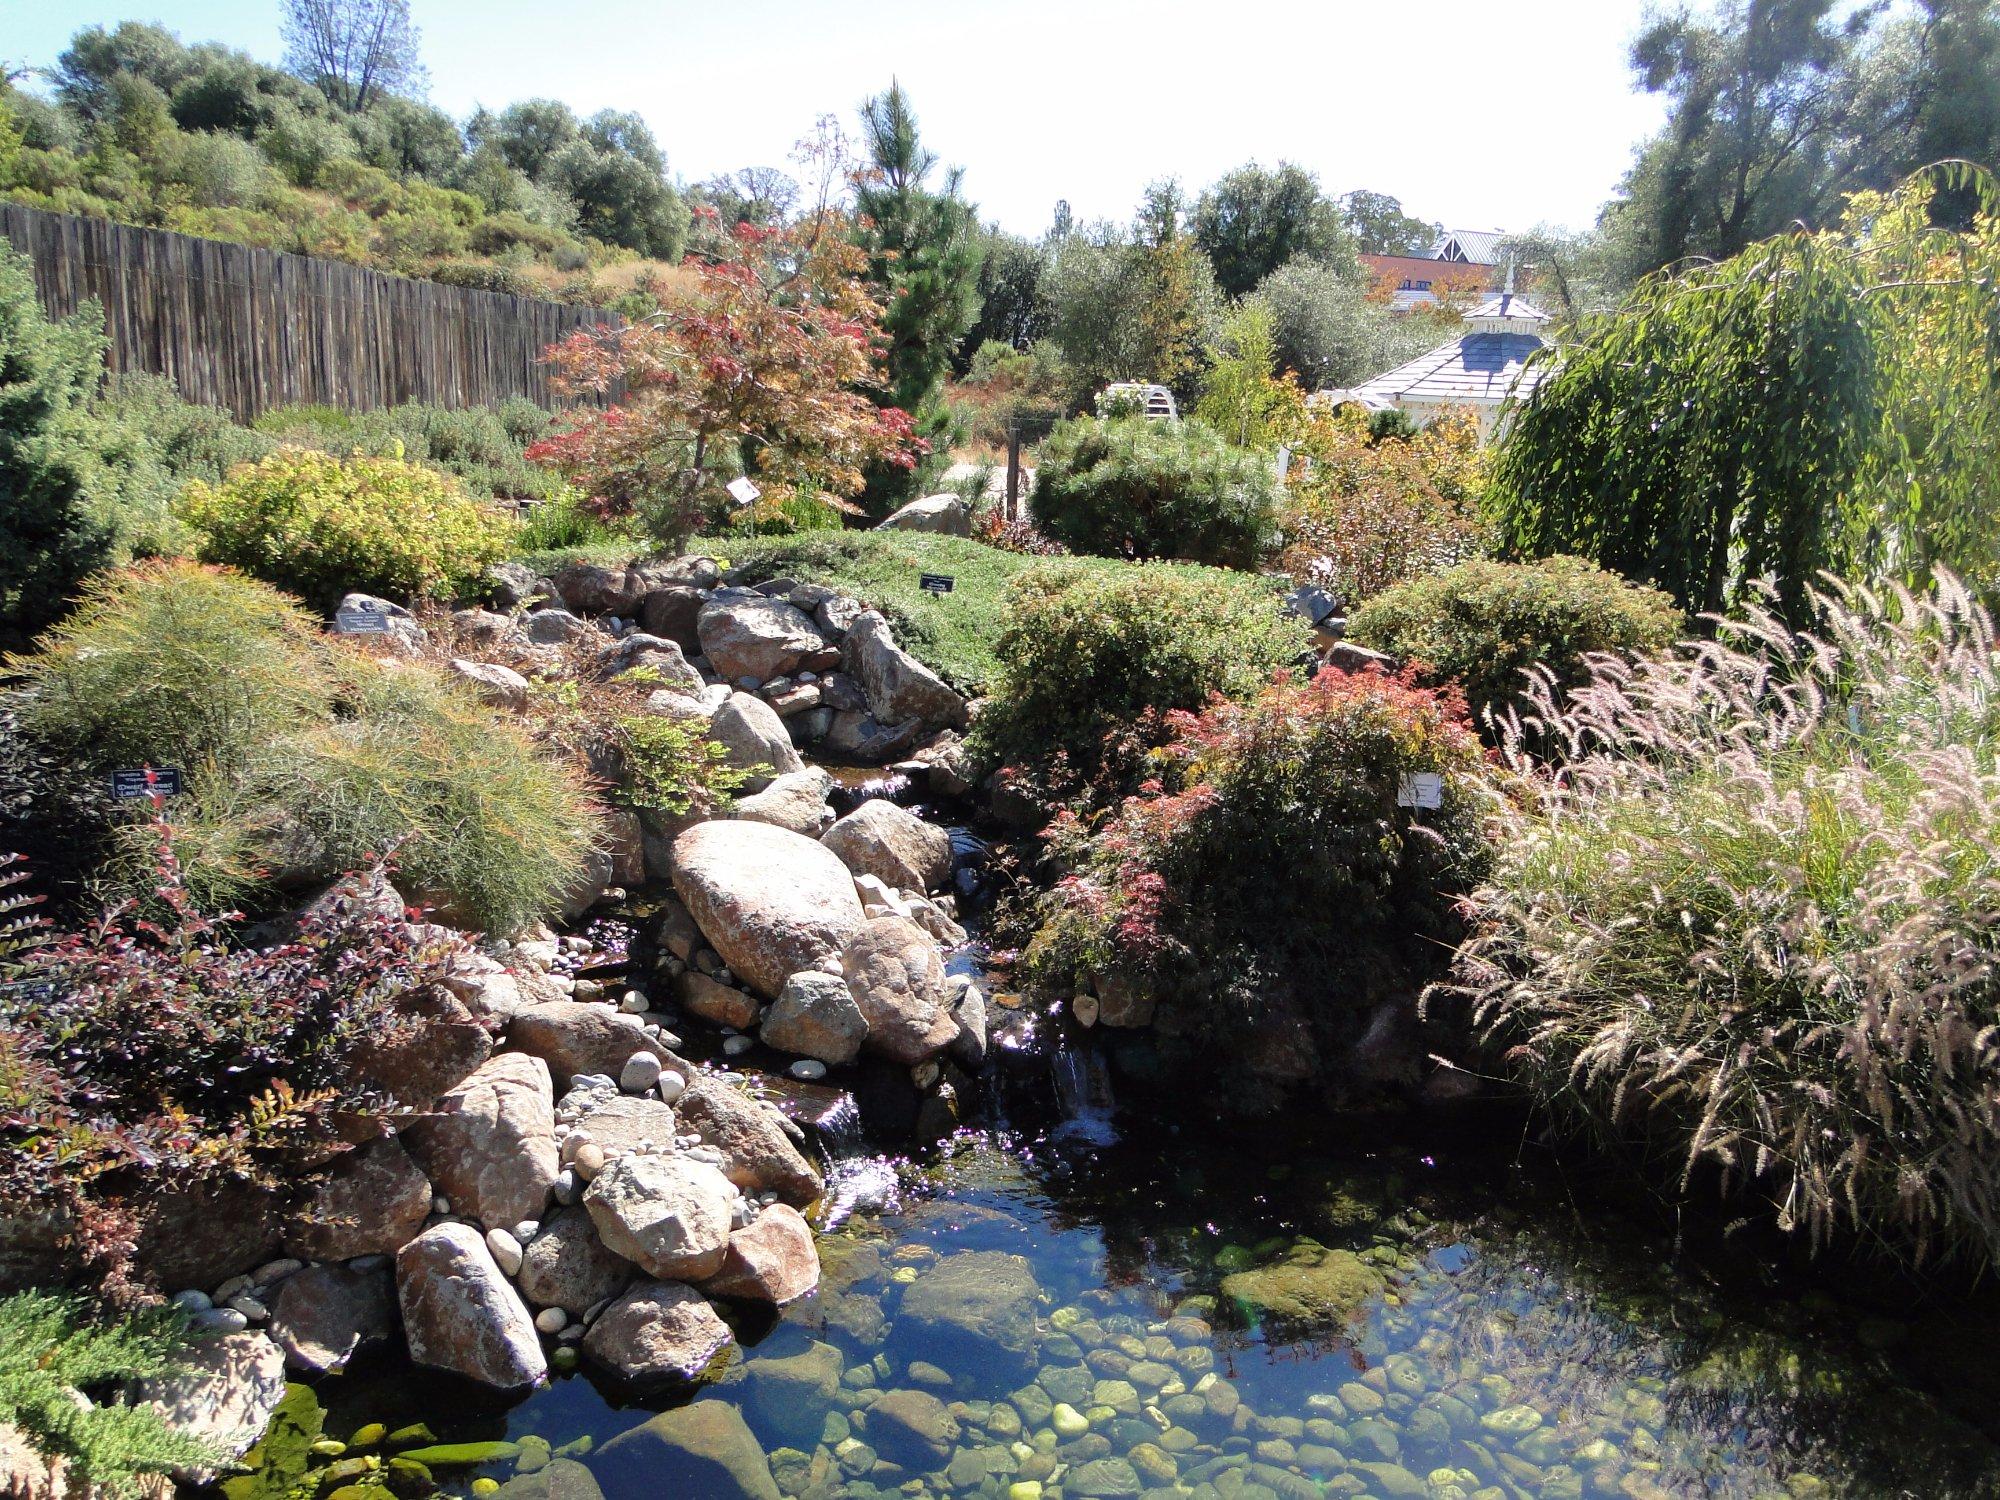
[{"left": 0, "top": 203, "right": 617, "bottom": 419}]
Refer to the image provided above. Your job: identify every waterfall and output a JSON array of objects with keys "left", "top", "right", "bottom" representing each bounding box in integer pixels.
[
  {"left": 814, "top": 1091, "right": 903, "bottom": 1228},
  {"left": 1050, "top": 1033, "right": 1117, "bottom": 1145}
]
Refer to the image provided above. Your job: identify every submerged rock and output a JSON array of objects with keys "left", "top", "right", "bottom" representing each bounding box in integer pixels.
[
  {"left": 864, "top": 1388, "right": 961, "bottom": 1468},
  {"left": 893, "top": 1249, "right": 1042, "bottom": 1387},
  {"left": 1219, "top": 1242, "right": 1384, "bottom": 1326},
  {"left": 670, "top": 821, "right": 866, "bottom": 999},
  {"left": 493, "top": 1458, "right": 605, "bottom": 1500},
  {"left": 580, "top": 1282, "right": 733, "bottom": 1388},
  {"left": 742, "top": 1341, "right": 843, "bottom": 1445},
  {"left": 397, "top": 1223, "right": 547, "bottom": 1389},
  {"left": 593, "top": 1401, "right": 779, "bottom": 1500}
]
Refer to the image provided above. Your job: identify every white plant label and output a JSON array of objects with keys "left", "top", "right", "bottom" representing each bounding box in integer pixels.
[
  {"left": 726, "top": 476, "right": 762, "bottom": 506},
  {"left": 1397, "top": 772, "right": 1443, "bottom": 810}
]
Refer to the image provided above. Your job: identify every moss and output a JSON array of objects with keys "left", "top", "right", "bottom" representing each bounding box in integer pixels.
[{"left": 1220, "top": 1243, "right": 1384, "bottom": 1327}]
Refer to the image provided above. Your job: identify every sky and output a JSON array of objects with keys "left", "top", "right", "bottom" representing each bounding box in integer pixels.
[{"left": 9, "top": 0, "right": 1672, "bottom": 238}]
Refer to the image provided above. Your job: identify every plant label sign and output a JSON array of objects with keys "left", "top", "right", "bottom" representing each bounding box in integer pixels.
[
  {"left": 726, "top": 476, "right": 762, "bottom": 507},
  {"left": 335, "top": 604, "right": 392, "bottom": 634},
  {"left": 1396, "top": 772, "right": 1443, "bottom": 810},
  {"left": 0, "top": 979, "right": 54, "bottom": 1003},
  {"left": 919, "top": 573, "right": 956, "bottom": 595},
  {"left": 111, "top": 767, "right": 183, "bottom": 800}
]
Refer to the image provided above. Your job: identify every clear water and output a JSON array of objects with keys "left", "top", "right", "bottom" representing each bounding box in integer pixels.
[{"left": 290, "top": 1064, "right": 2000, "bottom": 1500}]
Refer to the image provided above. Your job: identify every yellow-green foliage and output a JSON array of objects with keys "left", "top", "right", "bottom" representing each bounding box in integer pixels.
[
  {"left": 11, "top": 560, "right": 596, "bottom": 932},
  {"left": 178, "top": 448, "right": 513, "bottom": 605}
]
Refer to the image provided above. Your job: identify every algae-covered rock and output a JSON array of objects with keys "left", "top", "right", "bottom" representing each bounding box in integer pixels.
[
  {"left": 742, "top": 1341, "right": 844, "bottom": 1446},
  {"left": 593, "top": 1401, "right": 779, "bottom": 1500},
  {"left": 893, "top": 1249, "right": 1042, "bottom": 1386},
  {"left": 493, "top": 1458, "right": 603, "bottom": 1500},
  {"left": 1220, "top": 1243, "right": 1383, "bottom": 1327},
  {"left": 864, "top": 1388, "right": 960, "bottom": 1468},
  {"left": 1068, "top": 1457, "right": 1141, "bottom": 1497}
]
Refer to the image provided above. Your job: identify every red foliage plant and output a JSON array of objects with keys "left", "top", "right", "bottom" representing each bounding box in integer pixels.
[{"left": 530, "top": 209, "right": 923, "bottom": 541}]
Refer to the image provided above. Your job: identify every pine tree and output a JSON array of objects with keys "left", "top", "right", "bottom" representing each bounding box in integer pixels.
[{"left": 853, "top": 83, "right": 982, "bottom": 510}]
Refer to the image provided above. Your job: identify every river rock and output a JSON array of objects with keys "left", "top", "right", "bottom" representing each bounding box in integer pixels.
[
  {"left": 638, "top": 586, "right": 705, "bottom": 652},
  {"left": 702, "top": 1204, "right": 817, "bottom": 1304},
  {"left": 268, "top": 1263, "right": 395, "bottom": 1374},
  {"left": 131, "top": 1330, "right": 286, "bottom": 1471},
  {"left": 670, "top": 821, "right": 865, "bottom": 999},
  {"left": 1219, "top": 1243, "right": 1383, "bottom": 1326},
  {"left": 742, "top": 1341, "right": 843, "bottom": 1446},
  {"left": 708, "top": 693, "right": 805, "bottom": 792},
  {"left": 731, "top": 768, "right": 835, "bottom": 837},
  {"left": 584, "top": 1155, "right": 737, "bottom": 1280},
  {"left": 283, "top": 1137, "right": 432, "bottom": 1261},
  {"left": 405, "top": 1053, "right": 559, "bottom": 1229},
  {"left": 759, "top": 971, "right": 868, "bottom": 1066},
  {"left": 594, "top": 1402, "right": 779, "bottom": 1500},
  {"left": 697, "top": 596, "right": 826, "bottom": 682},
  {"left": 563, "top": 1093, "right": 680, "bottom": 1160},
  {"left": 821, "top": 799, "right": 954, "bottom": 895},
  {"left": 517, "top": 1205, "right": 635, "bottom": 1315},
  {"left": 865, "top": 1388, "right": 961, "bottom": 1468},
  {"left": 874, "top": 494, "right": 971, "bottom": 536},
  {"left": 507, "top": 1002, "right": 684, "bottom": 1088},
  {"left": 675, "top": 1075, "right": 824, "bottom": 1206},
  {"left": 581, "top": 1282, "right": 734, "bottom": 1388},
  {"left": 893, "top": 1249, "right": 1041, "bottom": 1385},
  {"left": 680, "top": 971, "right": 760, "bottom": 1030},
  {"left": 841, "top": 611, "right": 968, "bottom": 730},
  {"left": 494, "top": 1458, "right": 605, "bottom": 1500},
  {"left": 840, "top": 916, "right": 959, "bottom": 1065},
  {"left": 397, "top": 1222, "right": 546, "bottom": 1388}
]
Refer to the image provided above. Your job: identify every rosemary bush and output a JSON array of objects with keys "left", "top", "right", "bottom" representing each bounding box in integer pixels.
[{"left": 1437, "top": 574, "right": 2000, "bottom": 1264}]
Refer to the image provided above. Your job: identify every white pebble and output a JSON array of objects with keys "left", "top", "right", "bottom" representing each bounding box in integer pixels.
[
  {"left": 512, "top": 1220, "right": 540, "bottom": 1243},
  {"left": 723, "top": 1035, "right": 754, "bottom": 1056},
  {"left": 486, "top": 1228, "right": 523, "bottom": 1277},
  {"left": 534, "top": 1307, "right": 568, "bottom": 1334},
  {"left": 656, "top": 1071, "right": 688, "bottom": 1104},
  {"left": 789, "top": 1059, "right": 828, "bottom": 1081},
  {"left": 620, "top": 990, "right": 648, "bottom": 1013},
  {"left": 432, "top": 1195, "right": 452, "bottom": 1215},
  {"left": 170, "top": 1289, "right": 212, "bottom": 1313},
  {"left": 620, "top": 1051, "right": 663, "bottom": 1092},
  {"left": 227, "top": 1295, "right": 269, "bottom": 1322}
]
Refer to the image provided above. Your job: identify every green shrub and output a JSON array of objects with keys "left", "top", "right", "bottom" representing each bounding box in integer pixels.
[
  {"left": 427, "top": 259, "right": 535, "bottom": 297},
  {"left": 972, "top": 562, "right": 1307, "bottom": 806},
  {"left": 178, "top": 447, "right": 513, "bottom": 605},
  {"left": 1350, "top": 556, "right": 1683, "bottom": 734},
  {"left": 1032, "top": 415, "right": 1282, "bottom": 568},
  {"left": 1024, "top": 666, "right": 1489, "bottom": 1110},
  {"left": 1438, "top": 577, "right": 2000, "bottom": 1265},
  {"left": 253, "top": 399, "right": 560, "bottom": 503},
  {"left": 84, "top": 372, "right": 273, "bottom": 561}
]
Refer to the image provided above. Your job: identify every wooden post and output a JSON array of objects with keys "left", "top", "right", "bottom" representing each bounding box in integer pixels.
[{"left": 1005, "top": 421, "right": 1023, "bottom": 523}]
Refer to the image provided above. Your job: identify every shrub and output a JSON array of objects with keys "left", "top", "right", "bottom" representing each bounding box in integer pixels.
[
  {"left": 1032, "top": 415, "right": 1282, "bottom": 569},
  {"left": 427, "top": 259, "right": 535, "bottom": 297},
  {"left": 1024, "top": 666, "right": 1489, "bottom": 1109},
  {"left": 85, "top": 373, "right": 274, "bottom": 561},
  {"left": 0, "top": 1292, "right": 219, "bottom": 1495},
  {"left": 1277, "top": 405, "right": 1490, "bottom": 608},
  {"left": 972, "top": 562, "right": 1308, "bottom": 807},
  {"left": 1436, "top": 575, "right": 2000, "bottom": 1265},
  {"left": 1350, "top": 556, "right": 1684, "bottom": 734},
  {"left": 178, "top": 447, "right": 513, "bottom": 605}
]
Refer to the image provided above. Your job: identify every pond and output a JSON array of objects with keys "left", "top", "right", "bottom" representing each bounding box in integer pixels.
[{"left": 276, "top": 1029, "right": 2000, "bottom": 1500}]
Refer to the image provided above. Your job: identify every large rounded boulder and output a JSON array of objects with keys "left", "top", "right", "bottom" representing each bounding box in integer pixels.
[
  {"left": 696, "top": 595, "right": 826, "bottom": 682},
  {"left": 670, "top": 821, "right": 865, "bottom": 998},
  {"left": 821, "top": 799, "right": 954, "bottom": 895}
]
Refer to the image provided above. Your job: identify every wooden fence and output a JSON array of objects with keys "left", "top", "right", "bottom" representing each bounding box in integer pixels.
[{"left": 0, "top": 203, "right": 618, "bottom": 420}]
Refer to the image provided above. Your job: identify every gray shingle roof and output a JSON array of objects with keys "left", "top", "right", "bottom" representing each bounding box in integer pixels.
[
  {"left": 1353, "top": 332, "right": 1547, "bottom": 406},
  {"left": 1466, "top": 292, "right": 1548, "bottom": 323}
]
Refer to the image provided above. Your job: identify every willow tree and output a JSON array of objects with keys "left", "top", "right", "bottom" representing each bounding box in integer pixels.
[{"left": 1493, "top": 165, "right": 2000, "bottom": 623}]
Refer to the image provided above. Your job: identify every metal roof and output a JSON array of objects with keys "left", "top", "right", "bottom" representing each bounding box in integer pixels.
[
  {"left": 1429, "top": 229, "right": 1506, "bottom": 264},
  {"left": 1466, "top": 292, "right": 1548, "bottom": 323},
  {"left": 1353, "top": 331, "right": 1548, "bottom": 407}
]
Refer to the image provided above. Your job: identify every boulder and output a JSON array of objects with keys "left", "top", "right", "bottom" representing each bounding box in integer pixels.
[
  {"left": 484, "top": 561, "right": 551, "bottom": 610},
  {"left": 948, "top": 984, "right": 988, "bottom": 1069},
  {"left": 598, "top": 633, "right": 705, "bottom": 695},
  {"left": 563, "top": 1092, "right": 681, "bottom": 1160},
  {"left": 702, "top": 1204, "right": 817, "bottom": 1304},
  {"left": 131, "top": 1177, "right": 281, "bottom": 1292},
  {"left": 518, "top": 1205, "right": 635, "bottom": 1315},
  {"left": 892, "top": 1250, "right": 1042, "bottom": 1385},
  {"left": 759, "top": 971, "right": 867, "bottom": 1066},
  {"left": 1218, "top": 1243, "right": 1383, "bottom": 1326},
  {"left": 638, "top": 587, "right": 705, "bottom": 652},
  {"left": 814, "top": 596, "right": 865, "bottom": 637},
  {"left": 583, "top": 1154, "right": 737, "bottom": 1281},
  {"left": 598, "top": 805, "right": 647, "bottom": 888},
  {"left": 333, "top": 593, "right": 423, "bottom": 653},
  {"left": 494, "top": 1459, "right": 605, "bottom": 1500},
  {"left": 594, "top": 1402, "right": 779, "bottom": 1500},
  {"left": 676, "top": 1076, "right": 824, "bottom": 1207},
  {"left": 742, "top": 1342, "right": 842, "bottom": 1447},
  {"left": 346, "top": 984, "right": 492, "bottom": 1117},
  {"left": 524, "top": 608, "right": 595, "bottom": 647},
  {"left": 730, "top": 769, "right": 834, "bottom": 838},
  {"left": 268, "top": 1263, "right": 395, "bottom": 1374},
  {"left": 820, "top": 710, "right": 925, "bottom": 766},
  {"left": 638, "top": 555, "right": 722, "bottom": 590},
  {"left": 507, "top": 1003, "right": 684, "bottom": 1089},
  {"left": 874, "top": 494, "right": 971, "bottom": 536},
  {"left": 696, "top": 596, "right": 826, "bottom": 682},
  {"left": 821, "top": 800, "right": 954, "bottom": 895},
  {"left": 679, "top": 972, "right": 759, "bottom": 1030},
  {"left": 450, "top": 658, "right": 530, "bottom": 711},
  {"left": 581, "top": 1282, "right": 733, "bottom": 1389},
  {"left": 1093, "top": 971, "right": 1157, "bottom": 1030},
  {"left": 283, "top": 1137, "right": 432, "bottom": 1261},
  {"left": 555, "top": 561, "right": 647, "bottom": 616},
  {"left": 396, "top": 1222, "right": 547, "bottom": 1388},
  {"left": 669, "top": 821, "right": 866, "bottom": 999},
  {"left": 132, "top": 1331, "right": 287, "bottom": 1468},
  {"left": 840, "top": 611, "right": 968, "bottom": 730},
  {"left": 840, "top": 917, "right": 959, "bottom": 1066},
  {"left": 865, "top": 1388, "right": 961, "bottom": 1468},
  {"left": 707, "top": 693, "right": 804, "bottom": 791},
  {"left": 404, "top": 1053, "right": 558, "bottom": 1229}
]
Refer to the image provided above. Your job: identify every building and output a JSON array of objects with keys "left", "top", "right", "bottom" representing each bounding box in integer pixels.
[
  {"left": 1344, "top": 290, "right": 1551, "bottom": 438},
  {"left": 1359, "top": 229, "right": 1511, "bottom": 311}
]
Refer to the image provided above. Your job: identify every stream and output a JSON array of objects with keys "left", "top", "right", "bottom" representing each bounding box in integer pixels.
[{"left": 280, "top": 784, "right": 2000, "bottom": 1500}]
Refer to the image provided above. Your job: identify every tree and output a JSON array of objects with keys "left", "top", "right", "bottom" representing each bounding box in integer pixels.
[
  {"left": 528, "top": 212, "right": 921, "bottom": 544},
  {"left": 280, "top": 0, "right": 424, "bottom": 113},
  {"left": 1191, "top": 161, "right": 1357, "bottom": 299},
  {"left": 1338, "top": 189, "right": 1438, "bottom": 256},
  {"left": 1130, "top": 180, "right": 1221, "bottom": 400},
  {"left": 957, "top": 227, "right": 1051, "bottom": 369},
  {"left": 852, "top": 82, "right": 981, "bottom": 505},
  {"left": 1194, "top": 300, "right": 1303, "bottom": 447},
  {"left": 1492, "top": 165, "right": 2000, "bottom": 623},
  {"left": 1253, "top": 257, "right": 1448, "bottom": 389}
]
